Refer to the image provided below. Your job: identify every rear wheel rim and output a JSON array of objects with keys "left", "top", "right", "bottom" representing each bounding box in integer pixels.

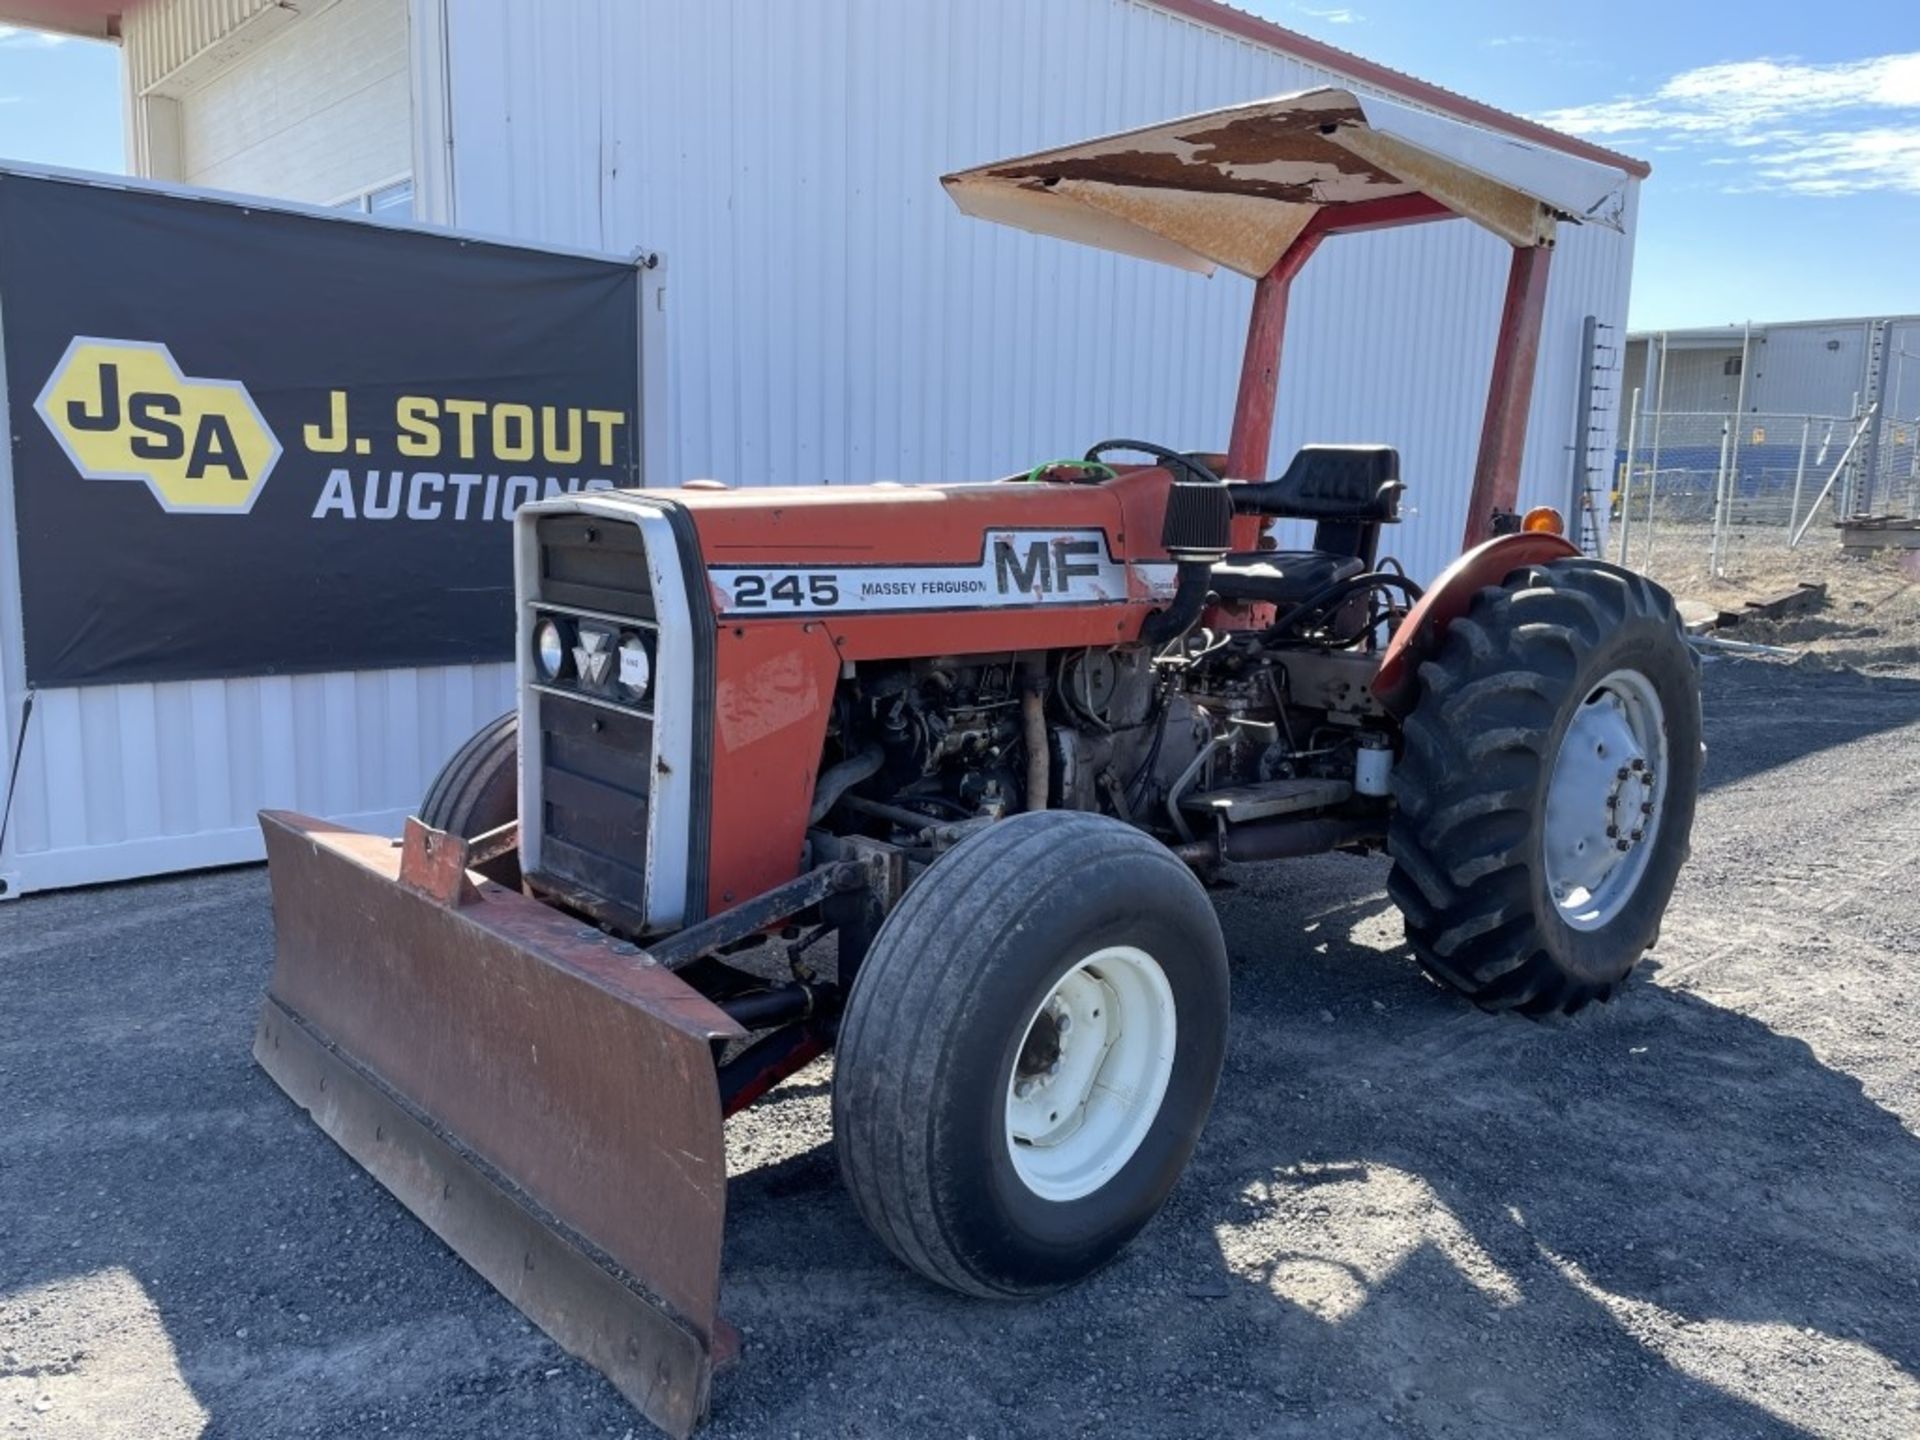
[
  {"left": 1543, "top": 667, "right": 1669, "bottom": 931},
  {"left": 1004, "top": 946, "right": 1177, "bottom": 1203}
]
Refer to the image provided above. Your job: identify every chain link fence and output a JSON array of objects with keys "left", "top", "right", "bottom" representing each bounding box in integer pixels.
[{"left": 1612, "top": 409, "right": 1875, "bottom": 572}]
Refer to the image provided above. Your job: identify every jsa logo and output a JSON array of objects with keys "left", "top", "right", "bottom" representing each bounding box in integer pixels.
[{"left": 35, "top": 338, "right": 282, "bottom": 514}]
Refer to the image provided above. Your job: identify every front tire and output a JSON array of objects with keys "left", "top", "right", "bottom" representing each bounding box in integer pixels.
[
  {"left": 832, "top": 811, "right": 1229, "bottom": 1297},
  {"left": 419, "top": 711, "right": 519, "bottom": 886},
  {"left": 1387, "top": 558, "right": 1701, "bottom": 1015}
]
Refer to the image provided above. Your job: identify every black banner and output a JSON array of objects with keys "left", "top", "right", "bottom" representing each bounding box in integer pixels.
[{"left": 1, "top": 173, "right": 642, "bottom": 687}]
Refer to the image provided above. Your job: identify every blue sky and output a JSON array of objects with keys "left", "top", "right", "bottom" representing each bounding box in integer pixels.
[{"left": 1, "top": 5, "right": 1915, "bottom": 331}]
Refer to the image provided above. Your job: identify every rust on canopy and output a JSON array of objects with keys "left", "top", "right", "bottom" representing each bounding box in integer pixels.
[
  {"left": 945, "top": 85, "right": 1631, "bottom": 277},
  {"left": 986, "top": 102, "right": 1389, "bottom": 206}
]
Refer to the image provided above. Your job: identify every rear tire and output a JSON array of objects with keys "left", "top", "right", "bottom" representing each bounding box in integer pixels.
[
  {"left": 833, "top": 810, "right": 1229, "bottom": 1297},
  {"left": 419, "top": 711, "right": 519, "bottom": 886},
  {"left": 1387, "top": 558, "right": 1700, "bottom": 1016}
]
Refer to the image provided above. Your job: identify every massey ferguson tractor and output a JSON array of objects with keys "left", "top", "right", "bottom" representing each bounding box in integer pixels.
[{"left": 252, "top": 88, "right": 1698, "bottom": 1435}]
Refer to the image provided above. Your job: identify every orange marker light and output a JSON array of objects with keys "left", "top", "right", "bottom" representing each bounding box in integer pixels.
[{"left": 1521, "top": 506, "right": 1565, "bottom": 535}]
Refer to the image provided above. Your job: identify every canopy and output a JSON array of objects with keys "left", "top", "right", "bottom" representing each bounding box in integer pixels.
[{"left": 942, "top": 86, "right": 1629, "bottom": 279}]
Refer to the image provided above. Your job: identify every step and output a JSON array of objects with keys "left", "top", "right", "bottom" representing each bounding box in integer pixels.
[{"left": 1180, "top": 777, "right": 1353, "bottom": 823}]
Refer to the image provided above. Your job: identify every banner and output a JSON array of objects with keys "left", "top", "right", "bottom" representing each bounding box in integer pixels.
[{"left": 0, "top": 173, "right": 643, "bottom": 687}]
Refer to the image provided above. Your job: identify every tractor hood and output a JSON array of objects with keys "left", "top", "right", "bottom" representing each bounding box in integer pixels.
[{"left": 941, "top": 86, "right": 1629, "bottom": 278}]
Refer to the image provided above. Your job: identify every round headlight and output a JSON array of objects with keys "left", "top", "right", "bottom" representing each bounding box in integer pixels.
[
  {"left": 534, "top": 617, "right": 567, "bottom": 679},
  {"left": 617, "top": 633, "right": 652, "bottom": 699}
]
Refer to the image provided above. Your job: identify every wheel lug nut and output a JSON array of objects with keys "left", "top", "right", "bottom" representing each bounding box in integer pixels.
[
  {"left": 1606, "top": 825, "right": 1619, "bottom": 838},
  {"left": 1631, "top": 830, "right": 1643, "bottom": 841},
  {"left": 1641, "top": 802, "right": 1653, "bottom": 814},
  {"left": 1616, "top": 766, "right": 1630, "bottom": 781},
  {"left": 1616, "top": 839, "right": 1631, "bottom": 851},
  {"left": 1056, "top": 1013, "right": 1072, "bottom": 1034},
  {"left": 1015, "top": 1079, "right": 1034, "bottom": 1099},
  {"left": 1047, "top": 1060, "right": 1061, "bottom": 1077}
]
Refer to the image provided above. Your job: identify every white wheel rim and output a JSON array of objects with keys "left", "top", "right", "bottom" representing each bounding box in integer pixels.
[
  {"left": 1543, "top": 667, "right": 1670, "bottom": 931},
  {"left": 1004, "top": 945, "right": 1177, "bottom": 1203}
]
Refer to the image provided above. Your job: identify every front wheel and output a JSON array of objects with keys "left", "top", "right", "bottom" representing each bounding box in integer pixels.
[
  {"left": 1387, "top": 558, "right": 1701, "bottom": 1015},
  {"left": 832, "top": 810, "right": 1229, "bottom": 1297},
  {"left": 419, "top": 710, "right": 519, "bottom": 886}
]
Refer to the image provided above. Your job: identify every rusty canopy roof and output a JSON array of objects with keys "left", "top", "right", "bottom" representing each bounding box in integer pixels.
[{"left": 942, "top": 86, "right": 1630, "bottom": 280}]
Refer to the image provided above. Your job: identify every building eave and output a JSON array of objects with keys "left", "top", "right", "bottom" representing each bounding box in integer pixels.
[{"left": 1148, "top": 0, "right": 1651, "bottom": 180}]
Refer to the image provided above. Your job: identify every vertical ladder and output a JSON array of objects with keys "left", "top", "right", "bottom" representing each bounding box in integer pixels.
[
  {"left": 1853, "top": 319, "right": 1888, "bottom": 516},
  {"left": 1569, "top": 316, "right": 1612, "bottom": 555}
]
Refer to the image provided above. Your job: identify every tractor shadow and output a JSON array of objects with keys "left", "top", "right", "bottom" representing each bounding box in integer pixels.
[
  {"left": 1694, "top": 654, "right": 1920, "bottom": 793},
  {"left": 718, "top": 848, "right": 1920, "bottom": 1437}
]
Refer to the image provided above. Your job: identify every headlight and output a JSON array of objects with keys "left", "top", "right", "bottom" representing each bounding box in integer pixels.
[
  {"left": 617, "top": 632, "right": 652, "bottom": 699},
  {"left": 534, "top": 617, "right": 568, "bottom": 679}
]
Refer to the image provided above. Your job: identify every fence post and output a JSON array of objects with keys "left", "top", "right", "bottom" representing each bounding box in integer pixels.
[
  {"left": 1709, "top": 419, "right": 1732, "bottom": 578},
  {"left": 1618, "top": 385, "right": 1641, "bottom": 565},
  {"left": 1785, "top": 415, "right": 1810, "bottom": 547},
  {"left": 1644, "top": 332, "right": 1669, "bottom": 562}
]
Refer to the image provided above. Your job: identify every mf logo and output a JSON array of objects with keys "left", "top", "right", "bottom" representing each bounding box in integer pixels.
[
  {"left": 34, "top": 337, "right": 282, "bottom": 514},
  {"left": 992, "top": 534, "right": 1102, "bottom": 595}
]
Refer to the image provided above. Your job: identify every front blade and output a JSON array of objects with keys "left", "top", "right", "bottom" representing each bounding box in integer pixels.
[{"left": 253, "top": 810, "right": 745, "bottom": 1437}]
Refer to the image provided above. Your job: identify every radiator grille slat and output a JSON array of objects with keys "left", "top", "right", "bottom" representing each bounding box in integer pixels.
[{"left": 534, "top": 515, "right": 657, "bottom": 917}]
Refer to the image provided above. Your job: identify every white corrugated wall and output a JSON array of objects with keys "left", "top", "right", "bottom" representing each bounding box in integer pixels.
[
  {"left": 420, "top": 0, "right": 1639, "bottom": 585},
  {"left": 0, "top": 0, "right": 1639, "bottom": 896}
]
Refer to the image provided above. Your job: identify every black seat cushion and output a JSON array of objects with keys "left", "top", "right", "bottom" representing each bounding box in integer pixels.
[
  {"left": 1210, "top": 550, "right": 1365, "bottom": 607},
  {"left": 1232, "top": 444, "right": 1403, "bottom": 523}
]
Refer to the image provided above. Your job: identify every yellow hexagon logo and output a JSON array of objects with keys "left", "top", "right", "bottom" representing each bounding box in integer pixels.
[{"left": 34, "top": 337, "right": 281, "bottom": 514}]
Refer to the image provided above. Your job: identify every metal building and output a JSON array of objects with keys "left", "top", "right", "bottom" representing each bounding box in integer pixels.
[
  {"left": 1623, "top": 317, "right": 1920, "bottom": 430},
  {"left": 1619, "top": 316, "right": 1920, "bottom": 537},
  {"left": 0, "top": 0, "right": 1646, "bottom": 894}
]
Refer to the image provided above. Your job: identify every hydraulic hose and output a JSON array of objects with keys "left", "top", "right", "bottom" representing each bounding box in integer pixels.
[
  {"left": 1139, "top": 563, "right": 1214, "bottom": 646},
  {"left": 808, "top": 745, "right": 885, "bottom": 825}
]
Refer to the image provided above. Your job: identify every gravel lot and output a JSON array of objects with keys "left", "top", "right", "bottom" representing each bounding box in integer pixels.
[{"left": 4, "top": 654, "right": 1918, "bottom": 1440}]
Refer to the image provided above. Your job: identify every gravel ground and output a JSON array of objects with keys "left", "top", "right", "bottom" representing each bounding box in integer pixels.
[
  {"left": 1608, "top": 522, "right": 1920, "bottom": 672},
  {"left": 4, "top": 655, "right": 1919, "bottom": 1439}
]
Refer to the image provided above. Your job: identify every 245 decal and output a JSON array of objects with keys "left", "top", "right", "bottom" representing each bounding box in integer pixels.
[
  {"left": 730, "top": 573, "right": 842, "bottom": 609},
  {"left": 711, "top": 530, "right": 1169, "bottom": 616}
]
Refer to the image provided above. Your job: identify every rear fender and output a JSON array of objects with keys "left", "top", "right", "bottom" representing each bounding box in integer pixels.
[{"left": 1372, "top": 532, "right": 1581, "bottom": 716}]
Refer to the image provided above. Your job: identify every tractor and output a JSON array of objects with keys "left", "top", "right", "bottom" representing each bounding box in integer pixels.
[{"left": 252, "top": 87, "right": 1697, "bottom": 1437}]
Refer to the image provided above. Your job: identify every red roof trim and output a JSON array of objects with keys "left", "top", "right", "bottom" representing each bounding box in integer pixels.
[{"left": 1148, "top": 0, "right": 1652, "bottom": 181}]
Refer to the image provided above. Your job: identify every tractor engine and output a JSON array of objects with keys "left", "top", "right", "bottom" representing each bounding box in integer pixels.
[{"left": 823, "top": 637, "right": 1397, "bottom": 848}]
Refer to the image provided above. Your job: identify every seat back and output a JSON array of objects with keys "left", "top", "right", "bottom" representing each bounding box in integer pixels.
[{"left": 1232, "top": 444, "right": 1403, "bottom": 564}]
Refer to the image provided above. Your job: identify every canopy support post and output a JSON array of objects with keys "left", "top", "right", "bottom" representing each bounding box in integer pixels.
[
  {"left": 1463, "top": 242, "right": 1554, "bottom": 546},
  {"left": 1226, "top": 235, "right": 1323, "bottom": 488}
]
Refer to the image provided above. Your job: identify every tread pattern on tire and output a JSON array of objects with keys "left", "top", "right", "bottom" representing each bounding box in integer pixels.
[
  {"left": 1386, "top": 558, "right": 1683, "bottom": 1017},
  {"left": 833, "top": 809, "right": 1209, "bottom": 1298},
  {"left": 419, "top": 710, "right": 517, "bottom": 837}
]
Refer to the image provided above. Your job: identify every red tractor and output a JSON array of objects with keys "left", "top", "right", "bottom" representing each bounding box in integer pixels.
[{"left": 253, "top": 88, "right": 1696, "bottom": 1436}]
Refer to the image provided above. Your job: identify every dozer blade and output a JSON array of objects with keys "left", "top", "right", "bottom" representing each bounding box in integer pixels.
[{"left": 252, "top": 811, "right": 747, "bottom": 1438}]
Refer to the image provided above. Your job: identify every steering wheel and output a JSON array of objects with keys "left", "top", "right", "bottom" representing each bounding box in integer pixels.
[{"left": 1083, "top": 439, "right": 1226, "bottom": 489}]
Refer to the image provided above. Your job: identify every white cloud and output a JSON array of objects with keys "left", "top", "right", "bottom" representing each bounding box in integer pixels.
[
  {"left": 0, "top": 26, "right": 68, "bottom": 48},
  {"left": 1293, "top": 4, "right": 1362, "bottom": 24},
  {"left": 1539, "top": 51, "right": 1920, "bottom": 196}
]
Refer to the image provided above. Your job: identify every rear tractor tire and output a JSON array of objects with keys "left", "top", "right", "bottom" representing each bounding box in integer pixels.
[
  {"left": 419, "top": 710, "right": 520, "bottom": 886},
  {"left": 1387, "top": 558, "right": 1701, "bottom": 1016},
  {"left": 833, "top": 810, "right": 1230, "bottom": 1297}
]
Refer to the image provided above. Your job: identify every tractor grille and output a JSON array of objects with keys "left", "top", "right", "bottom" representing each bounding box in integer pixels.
[{"left": 531, "top": 515, "right": 658, "bottom": 930}]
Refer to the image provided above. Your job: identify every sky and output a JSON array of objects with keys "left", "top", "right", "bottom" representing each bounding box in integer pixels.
[{"left": 0, "top": 4, "right": 1915, "bottom": 332}]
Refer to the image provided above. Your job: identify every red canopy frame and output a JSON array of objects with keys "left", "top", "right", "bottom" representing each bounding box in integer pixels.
[{"left": 1224, "top": 195, "right": 1554, "bottom": 549}]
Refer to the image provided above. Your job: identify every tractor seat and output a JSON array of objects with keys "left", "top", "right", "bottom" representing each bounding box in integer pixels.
[
  {"left": 1231, "top": 444, "right": 1403, "bottom": 522},
  {"left": 1210, "top": 550, "right": 1365, "bottom": 607}
]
